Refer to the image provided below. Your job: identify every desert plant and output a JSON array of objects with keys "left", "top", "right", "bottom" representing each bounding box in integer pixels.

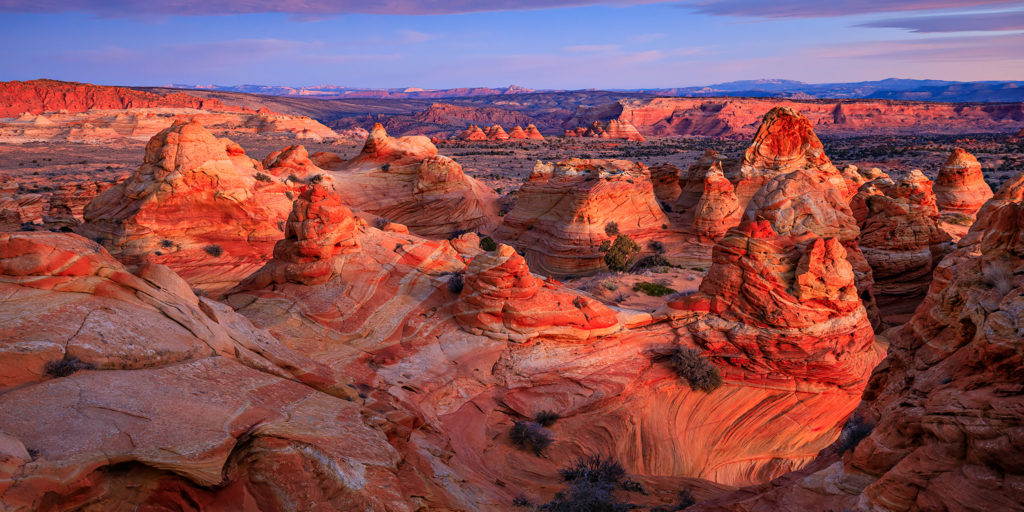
[
  {"left": 44, "top": 356, "right": 95, "bottom": 378},
  {"left": 657, "top": 346, "right": 723, "bottom": 392},
  {"left": 558, "top": 456, "right": 625, "bottom": 485},
  {"left": 480, "top": 236, "right": 498, "bottom": 251},
  {"left": 510, "top": 420, "right": 554, "bottom": 455},
  {"left": 648, "top": 240, "right": 665, "bottom": 254},
  {"left": 982, "top": 259, "right": 1015, "bottom": 296},
  {"left": 375, "top": 217, "right": 391, "bottom": 229},
  {"left": 446, "top": 272, "right": 465, "bottom": 294},
  {"left": 450, "top": 228, "right": 469, "bottom": 240},
  {"left": 309, "top": 174, "right": 324, "bottom": 184},
  {"left": 837, "top": 414, "right": 874, "bottom": 454},
  {"left": 603, "top": 234, "right": 640, "bottom": 272},
  {"left": 602, "top": 282, "right": 618, "bottom": 291},
  {"left": 631, "top": 255, "right": 671, "bottom": 271},
  {"left": 159, "top": 239, "right": 175, "bottom": 248},
  {"left": 535, "top": 410, "right": 561, "bottom": 427},
  {"left": 538, "top": 456, "right": 634, "bottom": 512},
  {"left": 203, "top": 244, "right": 224, "bottom": 257},
  {"left": 604, "top": 221, "right": 620, "bottom": 236},
  {"left": 253, "top": 172, "right": 272, "bottom": 183},
  {"left": 633, "top": 282, "right": 676, "bottom": 296}
]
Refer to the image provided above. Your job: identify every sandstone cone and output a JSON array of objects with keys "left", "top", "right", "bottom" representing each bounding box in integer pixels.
[{"left": 934, "top": 148, "right": 994, "bottom": 240}]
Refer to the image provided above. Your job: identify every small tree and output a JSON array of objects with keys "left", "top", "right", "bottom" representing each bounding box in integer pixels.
[
  {"left": 602, "top": 234, "right": 639, "bottom": 272},
  {"left": 604, "top": 221, "right": 620, "bottom": 236},
  {"left": 480, "top": 236, "right": 498, "bottom": 251}
]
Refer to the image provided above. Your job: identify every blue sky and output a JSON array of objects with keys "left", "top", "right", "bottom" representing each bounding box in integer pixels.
[{"left": 1, "top": 1, "right": 1022, "bottom": 88}]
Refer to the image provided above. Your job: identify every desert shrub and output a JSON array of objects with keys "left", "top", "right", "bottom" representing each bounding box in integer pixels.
[
  {"left": 535, "top": 410, "right": 561, "bottom": 427},
  {"left": 558, "top": 456, "right": 625, "bottom": 485},
  {"left": 631, "top": 255, "right": 671, "bottom": 271},
  {"left": 539, "top": 456, "right": 634, "bottom": 512},
  {"left": 480, "top": 236, "right": 498, "bottom": 251},
  {"left": 648, "top": 240, "right": 665, "bottom": 254},
  {"left": 446, "top": 272, "right": 465, "bottom": 294},
  {"left": 309, "top": 174, "right": 324, "bottom": 184},
  {"left": 604, "top": 221, "right": 620, "bottom": 236},
  {"left": 620, "top": 479, "right": 645, "bottom": 494},
  {"left": 159, "top": 239, "right": 174, "bottom": 248},
  {"left": 375, "top": 217, "right": 391, "bottom": 229},
  {"left": 658, "top": 346, "right": 723, "bottom": 392},
  {"left": 253, "top": 172, "right": 272, "bottom": 183},
  {"left": 381, "top": 163, "right": 391, "bottom": 172},
  {"left": 651, "top": 490, "right": 696, "bottom": 511},
  {"left": 633, "top": 282, "right": 676, "bottom": 296},
  {"left": 450, "top": 228, "right": 468, "bottom": 240},
  {"left": 982, "top": 259, "right": 1015, "bottom": 296},
  {"left": 510, "top": 420, "right": 554, "bottom": 455},
  {"left": 513, "top": 495, "right": 535, "bottom": 508},
  {"left": 602, "top": 282, "right": 618, "bottom": 291},
  {"left": 837, "top": 414, "right": 873, "bottom": 454},
  {"left": 44, "top": 356, "right": 95, "bottom": 378},
  {"left": 603, "top": 235, "right": 640, "bottom": 272},
  {"left": 203, "top": 244, "right": 224, "bottom": 257}
]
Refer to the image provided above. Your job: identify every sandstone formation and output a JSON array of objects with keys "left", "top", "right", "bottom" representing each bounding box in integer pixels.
[
  {"left": 484, "top": 124, "right": 509, "bottom": 141},
  {"left": 454, "top": 243, "right": 620, "bottom": 342},
  {"left": 0, "top": 79, "right": 247, "bottom": 117},
  {"left": 565, "top": 120, "right": 646, "bottom": 141},
  {"left": 524, "top": 123, "right": 544, "bottom": 140},
  {"left": 695, "top": 171, "right": 1024, "bottom": 512},
  {"left": 571, "top": 96, "right": 1024, "bottom": 138},
  {"left": 651, "top": 163, "right": 683, "bottom": 205},
  {"left": 314, "top": 124, "right": 499, "bottom": 238},
  {"left": 492, "top": 158, "right": 678, "bottom": 276},
  {"left": 507, "top": 125, "right": 527, "bottom": 139},
  {"left": 77, "top": 119, "right": 292, "bottom": 296},
  {"left": 458, "top": 124, "right": 487, "bottom": 141},
  {"left": 853, "top": 171, "right": 952, "bottom": 323},
  {"left": 0, "top": 231, "right": 414, "bottom": 511},
  {"left": 934, "top": 147, "right": 994, "bottom": 239}
]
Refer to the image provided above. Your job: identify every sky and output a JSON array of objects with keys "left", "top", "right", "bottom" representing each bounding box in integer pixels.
[{"left": 1, "top": 1, "right": 1022, "bottom": 89}]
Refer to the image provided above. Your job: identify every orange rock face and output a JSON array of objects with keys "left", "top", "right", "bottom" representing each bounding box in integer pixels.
[
  {"left": 0, "top": 79, "right": 250, "bottom": 117},
  {"left": 0, "top": 232, "right": 408, "bottom": 511},
  {"left": 507, "top": 125, "right": 527, "bottom": 139},
  {"left": 484, "top": 124, "right": 509, "bottom": 140},
  {"left": 934, "top": 148, "right": 994, "bottom": 239},
  {"left": 458, "top": 124, "right": 488, "bottom": 141},
  {"left": 524, "top": 123, "right": 545, "bottom": 140},
  {"left": 853, "top": 171, "right": 952, "bottom": 324},
  {"left": 492, "top": 158, "right": 675, "bottom": 276},
  {"left": 77, "top": 119, "right": 292, "bottom": 296},
  {"left": 698, "top": 171, "right": 1024, "bottom": 512},
  {"left": 317, "top": 124, "right": 500, "bottom": 239},
  {"left": 454, "top": 244, "right": 620, "bottom": 342},
  {"left": 572, "top": 119, "right": 645, "bottom": 141}
]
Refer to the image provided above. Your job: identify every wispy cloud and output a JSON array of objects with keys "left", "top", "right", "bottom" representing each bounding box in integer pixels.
[
  {"left": 680, "top": 0, "right": 1024, "bottom": 18},
  {"left": 806, "top": 31, "right": 1024, "bottom": 60},
  {"left": 562, "top": 44, "right": 621, "bottom": 52},
  {"left": 857, "top": 9, "right": 1024, "bottom": 32},
  {"left": 0, "top": 0, "right": 664, "bottom": 17}
]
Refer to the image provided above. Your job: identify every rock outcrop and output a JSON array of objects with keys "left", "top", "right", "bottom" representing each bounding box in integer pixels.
[
  {"left": 934, "top": 148, "right": 994, "bottom": 239},
  {"left": 77, "top": 119, "right": 292, "bottom": 296},
  {"left": 571, "top": 120, "right": 646, "bottom": 141},
  {"left": 0, "top": 79, "right": 248, "bottom": 117},
  {"left": 695, "top": 172, "right": 1024, "bottom": 511},
  {"left": 524, "top": 123, "right": 545, "bottom": 140},
  {"left": 507, "top": 125, "right": 527, "bottom": 139},
  {"left": 492, "top": 158, "right": 676, "bottom": 277},
  {"left": 484, "top": 124, "right": 509, "bottom": 141},
  {"left": 853, "top": 171, "right": 952, "bottom": 323},
  {"left": 454, "top": 244, "right": 620, "bottom": 342},
  {"left": 317, "top": 123, "right": 500, "bottom": 239}
]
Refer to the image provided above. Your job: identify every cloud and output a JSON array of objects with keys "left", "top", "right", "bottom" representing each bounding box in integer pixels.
[
  {"left": 562, "top": 44, "right": 621, "bottom": 52},
  {"left": 680, "top": 0, "right": 1024, "bottom": 18},
  {"left": 0, "top": 0, "right": 663, "bottom": 17},
  {"left": 857, "top": 9, "right": 1024, "bottom": 32},
  {"left": 806, "top": 31, "right": 1024, "bottom": 60}
]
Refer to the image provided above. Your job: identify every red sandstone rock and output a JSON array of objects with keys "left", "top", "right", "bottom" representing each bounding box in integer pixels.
[
  {"left": 600, "top": 119, "right": 645, "bottom": 142},
  {"left": 854, "top": 171, "right": 952, "bottom": 323},
  {"left": 934, "top": 148, "right": 994, "bottom": 240},
  {"left": 650, "top": 163, "right": 682, "bottom": 205},
  {"left": 77, "top": 119, "right": 292, "bottom": 296},
  {"left": 524, "top": 124, "right": 545, "bottom": 140},
  {"left": 492, "top": 158, "right": 677, "bottom": 276},
  {"left": 459, "top": 124, "right": 488, "bottom": 141},
  {"left": 0, "top": 79, "right": 252, "bottom": 117},
  {"left": 454, "top": 244, "right": 620, "bottom": 342},
  {"left": 484, "top": 124, "right": 509, "bottom": 141},
  {"left": 318, "top": 124, "right": 499, "bottom": 239},
  {"left": 507, "top": 125, "right": 527, "bottom": 139}
]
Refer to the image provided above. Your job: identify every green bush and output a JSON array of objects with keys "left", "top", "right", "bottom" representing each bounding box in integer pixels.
[
  {"left": 480, "top": 236, "right": 498, "bottom": 251},
  {"left": 603, "top": 235, "right": 639, "bottom": 271},
  {"left": 633, "top": 282, "right": 676, "bottom": 296},
  {"left": 658, "top": 346, "right": 723, "bottom": 392}
]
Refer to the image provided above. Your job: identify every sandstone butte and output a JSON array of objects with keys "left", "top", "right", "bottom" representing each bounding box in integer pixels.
[
  {"left": 491, "top": 158, "right": 683, "bottom": 276},
  {"left": 585, "top": 96, "right": 1024, "bottom": 138},
  {"left": 458, "top": 124, "right": 488, "bottom": 141},
  {"left": 76, "top": 119, "right": 294, "bottom": 297},
  {"left": 572, "top": 119, "right": 646, "bottom": 141},
  {"left": 934, "top": 147, "right": 995, "bottom": 240},
  {"left": 691, "top": 169, "right": 1024, "bottom": 512},
  {"left": 315, "top": 123, "right": 500, "bottom": 239},
  {"left": 851, "top": 170, "right": 953, "bottom": 324},
  {"left": 0, "top": 79, "right": 251, "bottom": 117},
  {"left": 484, "top": 124, "right": 509, "bottom": 141}
]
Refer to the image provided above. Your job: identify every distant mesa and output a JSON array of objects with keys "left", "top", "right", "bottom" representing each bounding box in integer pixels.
[{"left": 564, "top": 119, "right": 645, "bottom": 141}]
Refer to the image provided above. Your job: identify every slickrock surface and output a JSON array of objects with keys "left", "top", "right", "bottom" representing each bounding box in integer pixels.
[
  {"left": 318, "top": 123, "right": 500, "bottom": 238},
  {"left": 693, "top": 171, "right": 1024, "bottom": 512},
  {"left": 853, "top": 170, "right": 952, "bottom": 323},
  {"left": 454, "top": 243, "right": 620, "bottom": 342},
  {"left": 934, "top": 147, "right": 995, "bottom": 239},
  {"left": 492, "top": 158, "right": 679, "bottom": 276},
  {"left": 77, "top": 119, "right": 292, "bottom": 296},
  {"left": 0, "top": 232, "right": 409, "bottom": 511}
]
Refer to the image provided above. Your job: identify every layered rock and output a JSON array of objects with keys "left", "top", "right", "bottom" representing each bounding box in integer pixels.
[
  {"left": 934, "top": 148, "right": 994, "bottom": 239},
  {"left": 0, "top": 232, "right": 413, "bottom": 511},
  {"left": 600, "top": 119, "right": 646, "bottom": 141},
  {"left": 454, "top": 244, "right": 620, "bottom": 342},
  {"left": 318, "top": 123, "right": 499, "bottom": 239},
  {"left": 507, "top": 125, "right": 527, "bottom": 139},
  {"left": 458, "top": 124, "right": 488, "bottom": 141},
  {"left": 853, "top": 171, "right": 952, "bottom": 323},
  {"left": 524, "top": 123, "right": 545, "bottom": 140},
  {"left": 0, "top": 79, "right": 247, "bottom": 117},
  {"left": 727, "top": 107, "right": 834, "bottom": 208},
  {"left": 484, "top": 124, "right": 509, "bottom": 141},
  {"left": 77, "top": 119, "right": 292, "bottom": 296},
  {"left": 492, "top": 158, "right": 675, "bottom": 277},
  {"left": 696, "top": 172, "right": 1024, "bottom": 511},
  {"left": 650, "top": 163, "right": 683, "bottom": 205}
]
